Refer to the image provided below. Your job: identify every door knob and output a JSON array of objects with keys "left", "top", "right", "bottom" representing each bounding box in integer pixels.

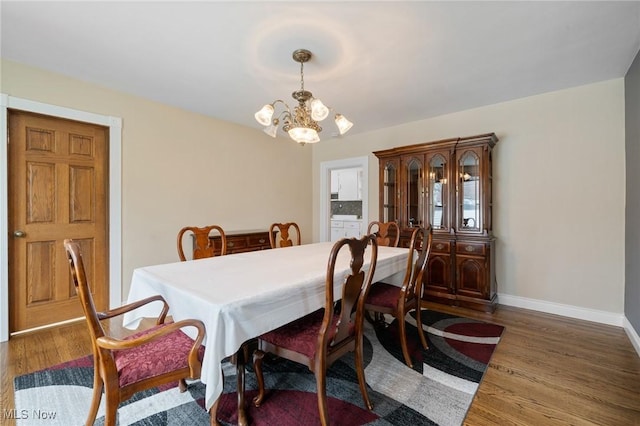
[{"left": 13, "top": 230, "right": 26, "bottom": 238}]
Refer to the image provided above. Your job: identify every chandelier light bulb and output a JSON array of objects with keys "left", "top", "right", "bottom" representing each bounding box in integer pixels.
[
  {"left": 288, "top": 127, "right": 320, "bottom": 144},
  {"left": 334, "top": 114, "right": 353, "bottom": 135},
  {"left": 263, "top": 123, "right": 278, "bottom": 138},
  {"left": 255, "top": 104, "right": 274, "bottom": 126},
  {"left": 310, "top": 99, "right": 329, "bottom": 121}
]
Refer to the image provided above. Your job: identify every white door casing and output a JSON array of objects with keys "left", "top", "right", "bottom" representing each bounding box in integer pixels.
[{"left": 0, "top": 94, "right": 122, "bottom": 342}]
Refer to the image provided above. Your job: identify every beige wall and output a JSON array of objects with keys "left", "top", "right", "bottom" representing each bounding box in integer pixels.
[
  {"left": 312, "top": 79, "right": 626, "bottom": 314},
  {"left": 3, "top": 58, "right": 626, "bottom": 315},
  {"left": 2, "top": 59, "right": 313, "bottom": 298}
]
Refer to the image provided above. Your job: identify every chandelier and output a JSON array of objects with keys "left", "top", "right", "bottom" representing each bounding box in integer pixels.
[{"left": 254, "top": 49, "right": 353, "bottom": 145}]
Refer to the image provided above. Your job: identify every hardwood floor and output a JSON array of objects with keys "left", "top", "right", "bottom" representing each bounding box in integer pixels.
[{"left": 1, "top": 304, "right": 639, "bottom": 425}]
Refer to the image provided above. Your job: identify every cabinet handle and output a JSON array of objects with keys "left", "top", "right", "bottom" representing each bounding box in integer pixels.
[
  {"left": 464, "top": 245, "right": 475, "bottom": 252},
  {"left": 259, "top": 239, "right": 266, "bottom": 243},
  {"left": 436, "top": 243, "right": 444, "bottom": 250},
  {"left": 228, "top": 242, "right": 235, "bottom": 247}
]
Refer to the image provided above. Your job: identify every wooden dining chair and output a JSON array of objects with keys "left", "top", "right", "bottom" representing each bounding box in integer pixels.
[
  {"left": 367, "top": 220, "right": 400, "bottom": 247},
  {"left": 63, "top": 239, "right": 206, "bottom": 426},
  {"left": 252, "top": 235, "right": 379, "bottom": 426},
  {"left": 269, "top": 222, "right": 301, "bottom": 248},
  {"left": 177, "top": 225, "right": 227, "bottom": 261},
  {"left": 364, "top": 226, "right": 432, "bottom": 368}
]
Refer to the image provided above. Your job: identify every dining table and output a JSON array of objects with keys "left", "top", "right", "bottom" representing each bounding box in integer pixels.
[{"left": 122, "top": 240, "right": 409, "bottom": 425}]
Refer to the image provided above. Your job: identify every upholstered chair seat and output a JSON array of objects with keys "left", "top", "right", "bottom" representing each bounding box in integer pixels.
[
  {"left": 115, "top": 324, "right": 205, "bottom": 387},
  {"left": 258, "top": 309, "right": 353, "bottom": 359},
  {"left": 364, "top": 282, "right": 401, "bottom": 310}
]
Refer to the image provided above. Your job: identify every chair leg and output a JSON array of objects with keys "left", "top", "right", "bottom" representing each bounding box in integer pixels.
[
  {"left": 252, "top": 349, "right": 266, "bottom": 407},
  {"left": 85, "top": 371, "right": 103, "bottom": 426},
  {"left": 355, "top": 337, "right": 373, "bottom": 411},
  {"left": 398, "top": 312, "right": 414, "bottom": 368},
  {"left": 103, "top": 383, "right": 119, "bottom": 426},
  {"left": 415, "top": 307, "right": 428, "bottom": 350},
  {"left": 315, "top": 369, "right": 330, "bottom": 426},
  {"left": 366, "top": 310, "right": 388, "bottom": 329},
  {"left": 179, "top": 378, "right": 188, "bottom": 392}
]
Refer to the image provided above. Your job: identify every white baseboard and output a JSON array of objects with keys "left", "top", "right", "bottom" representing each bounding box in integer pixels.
[
  {"left": 498, "top": 293, "right": 640, "bottom": 357},
  {"left": 498, "top": 293, "right": 624, "bottom": 326},
  {"left": 623, "top": 317, "right": 640, "bottom": 357}
]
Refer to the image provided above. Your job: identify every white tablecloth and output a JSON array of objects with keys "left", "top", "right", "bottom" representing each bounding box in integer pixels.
[{"left": 123, "top": 241, "right": 409, "bottom": 410}]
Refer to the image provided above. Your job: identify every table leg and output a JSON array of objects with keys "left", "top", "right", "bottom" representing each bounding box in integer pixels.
[
  {"left": 210, "top": 342, "right": 253, "bottom": 426},
  {"left": 236, "top": 353, "right": 248, "bottom": 426},
  {"left": 209, "top": 397, "right": 222, "bottom": 426},
  {"left": 234, "top": 341, "right": 255, "bottom": 426}
]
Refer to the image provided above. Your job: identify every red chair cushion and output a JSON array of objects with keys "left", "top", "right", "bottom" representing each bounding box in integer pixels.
[
  {"left": 260, "top": 309, "right": 352, "bottom": 359},
  {"left": 366, "top": 282, "right": 401, "bottom": 310},
  {"left": 114, "top": 323, "right": 203, "bottom": 387}
]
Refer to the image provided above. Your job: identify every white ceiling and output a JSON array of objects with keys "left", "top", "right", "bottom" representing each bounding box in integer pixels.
[{"left": 2, "top": 1, "right": 640, "bottom": 139}]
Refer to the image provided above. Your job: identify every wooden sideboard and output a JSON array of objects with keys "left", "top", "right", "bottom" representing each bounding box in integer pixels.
[
  {"left": 374, "top": 133, "right": 498, "bottom": 312},
  {"left": 208, "top": 229, "right": 274, "bottom": 255}
]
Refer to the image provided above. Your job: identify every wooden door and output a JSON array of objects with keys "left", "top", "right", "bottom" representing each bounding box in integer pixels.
[{"left": 8, "top": 110, "right": 109, "bottom": 332}]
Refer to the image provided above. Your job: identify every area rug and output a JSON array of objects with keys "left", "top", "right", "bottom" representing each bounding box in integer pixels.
[{"left": 13, "top": 310, "right": 504, "bottom": 426}]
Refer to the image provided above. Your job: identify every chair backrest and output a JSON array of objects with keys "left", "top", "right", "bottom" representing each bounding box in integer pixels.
[
  {"left": 64, "top": 239, "right": 107, "bottom": 347},
  {"left": 367, "top": 221, "right": 400, "bottom": 247},
  {"left": 401, "top": 226, "right": 433, "bottom": 302},
  {"left": 269, "top": 222, "right": 301, "bottom": 248},
  {"left": 318, "top": 235, "right": 378, "bottom": 353},
  {"left": 177, "top": 225, "right": 227, "bottom": 261}
]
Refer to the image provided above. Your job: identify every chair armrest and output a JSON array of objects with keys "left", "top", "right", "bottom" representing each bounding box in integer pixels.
[
  {"left": 96, "top": 319, "right": 205, "bottom": 351},
  {"left": 97, "top": 295, "right": 170, "bottom": 325}
]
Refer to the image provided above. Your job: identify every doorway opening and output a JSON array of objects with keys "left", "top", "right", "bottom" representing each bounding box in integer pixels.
[{"left": 319, "top": 157, "right": 368, "bottom": 242}]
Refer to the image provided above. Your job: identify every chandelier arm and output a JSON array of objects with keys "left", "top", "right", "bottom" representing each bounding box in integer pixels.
[{"left": 270, "top": 99, "right": 292, "bottom": 113}]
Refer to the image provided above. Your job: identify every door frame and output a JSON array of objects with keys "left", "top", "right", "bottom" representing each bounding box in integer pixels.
[
  {"left": 0, "top": 94, "right": 122, "bottom": 342},
  {"left": 319, "top": 156, "right": 369, "bottom": 242}
]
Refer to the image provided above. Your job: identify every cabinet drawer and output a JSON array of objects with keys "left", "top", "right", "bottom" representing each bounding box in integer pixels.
[
  {"left": 343, "top": 221, "right": 360, "bottom": 230},
  {"left": 431, "top": 241, "right": 450, "bottom": 253},
  {"left": 226, "top": 237, "right": 248, "bottom": 251},
  {"left": 248, "top": 235, "right": 269, "bottom": 247},
  {"left": 456, "top": 242, "right": 486, "bottom": 255}
]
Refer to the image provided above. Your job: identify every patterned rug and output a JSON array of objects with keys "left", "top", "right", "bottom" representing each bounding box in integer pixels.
[{"left": 13, "top": 310, "right": 504, "bottom": 426}]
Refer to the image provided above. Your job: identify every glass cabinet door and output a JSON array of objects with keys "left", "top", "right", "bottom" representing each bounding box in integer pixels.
[
  {"left": 381, "top": 160, "right": 398, "bottom": 222},
  {"left": 459, "top": 150, "right": 481, "bottom": 231},
  {"left": 403, "top": 156, "right": 424, "bottom": 228},
  {"left": 427, "top": 153, "right": 449, "bottom": 230}
]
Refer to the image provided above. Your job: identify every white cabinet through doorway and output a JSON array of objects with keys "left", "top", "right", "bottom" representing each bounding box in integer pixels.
[
  {"left": 331, "top": 169, "right": 362, "bottom": 201},
  {"left": 330, "top": 220, "right": 362, "bottom": 241}
]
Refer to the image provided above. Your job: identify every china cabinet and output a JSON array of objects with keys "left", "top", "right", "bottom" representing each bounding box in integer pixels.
[{"left": 374, "top": 133, "right": 498, "bottom": 312}]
